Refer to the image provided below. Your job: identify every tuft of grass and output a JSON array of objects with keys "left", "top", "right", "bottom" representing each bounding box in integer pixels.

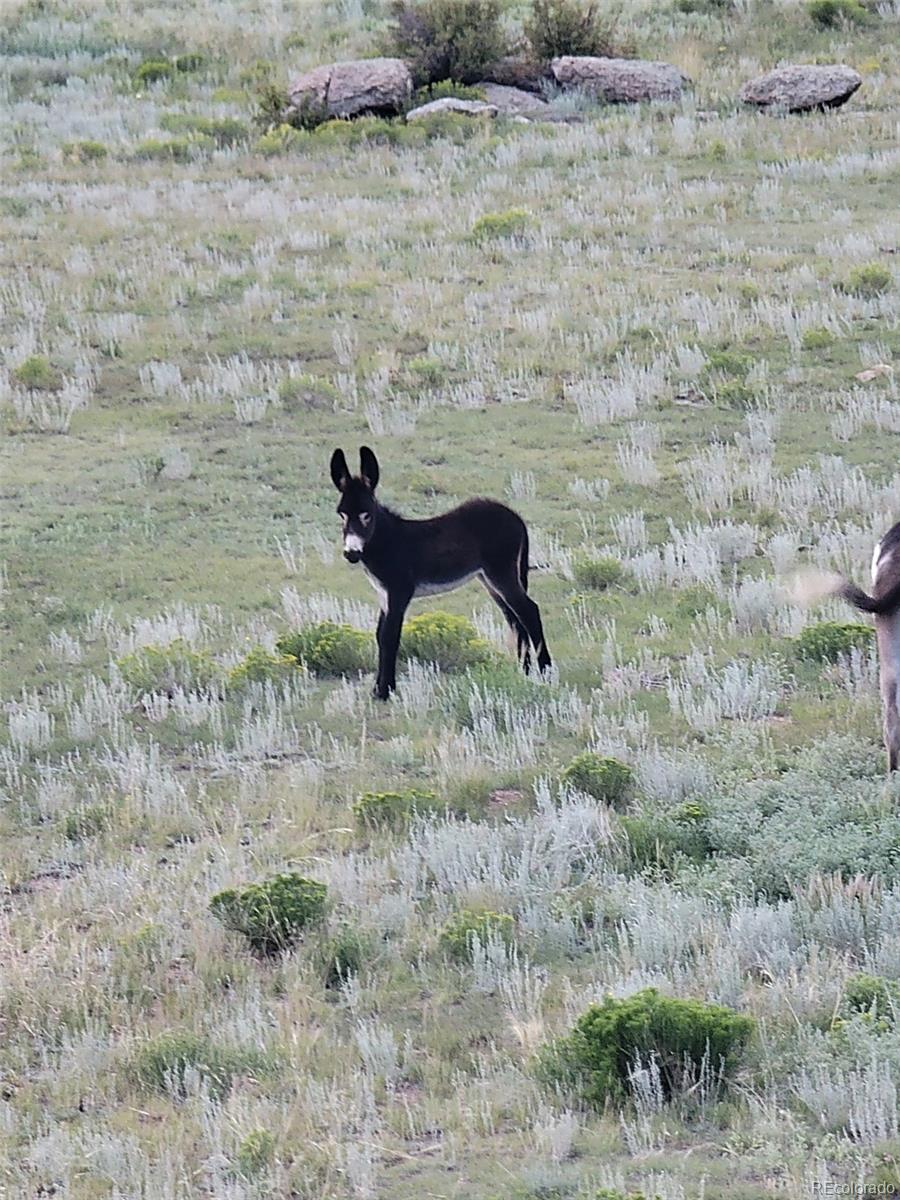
[
  {"left": 801, "top": 327, "right": 835, "bottom": 350},
  {"left": 234, "top": 1129, "right": 276, "bottom": 1177},
  {"left": 159, "top": 114, "right": 248, "bottom": 146},
  {"left": 117, "top": 639, "right": 218, "bottom": 693},
  {"left": 132, "top": 1030, "right": 270, "bottom": 1099},
  {"left": 132, "top": 135, "right": 213, "bottom": 161},
  {"left": 61, "top": 139, "right": 108, "bottom": 163}
]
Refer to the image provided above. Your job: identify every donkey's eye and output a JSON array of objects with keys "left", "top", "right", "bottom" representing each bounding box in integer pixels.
[{"left": 359, "top": 512, "right": 371, "bottom": 526}]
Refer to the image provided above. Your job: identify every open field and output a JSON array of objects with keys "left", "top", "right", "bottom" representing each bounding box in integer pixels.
[{"left": 2, "top": 0, "right": 900, "bottom": 1195}]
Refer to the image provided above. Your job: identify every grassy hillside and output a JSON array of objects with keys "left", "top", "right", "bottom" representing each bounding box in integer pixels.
[{"left": 2, "top": 0, "right": 900, "bottom": 1195}]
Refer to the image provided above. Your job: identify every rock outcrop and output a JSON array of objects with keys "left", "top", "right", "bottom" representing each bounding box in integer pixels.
[
  {"left": 287, "top": 58, "right": 412, "bottom": 120},
  {"left": 739, "top": 64, "right": 862, "bottom": 113},
  {"left": 405, "top": 97, "right": 498, "bottom": 120},
  {"left": 550, "top": 55, "right": 685, "bottom": 102}
]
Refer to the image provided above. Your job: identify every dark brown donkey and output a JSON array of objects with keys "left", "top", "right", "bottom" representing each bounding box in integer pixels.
[{"left": 330, "top": 446, "right": 551, "bottom": 700}]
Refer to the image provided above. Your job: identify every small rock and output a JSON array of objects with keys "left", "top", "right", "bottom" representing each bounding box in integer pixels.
[
  {"left": 405, "top": 97, "right": 498, "bottom": 121},
  {"left": 551, "top": 55, "right": 686, "bottom": 103},
  {"left": 739, "top": 64, "right": 862, "bottom": 113},
  {"left": 288, "top": 57, "right": 412, "bottom": 120},
  {"left": 855, "top": 364, "right": 893, "bottom": 383}
]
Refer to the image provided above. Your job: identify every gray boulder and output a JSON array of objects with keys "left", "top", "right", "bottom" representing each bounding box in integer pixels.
[
  {"left": 479, "top": 83, "right": 550, "bottom": 117},
  {"left": 740, "top": 64, "right": 862, "bottom": 113},
  {"left": 551, "top": 55, "right": 685, "bottom": 102},
  {"left": 288, "top": 57, "right": 412, "bottom": 120},
  {"left": 405, "top": 97, "right": 498, "bottom": 121}
]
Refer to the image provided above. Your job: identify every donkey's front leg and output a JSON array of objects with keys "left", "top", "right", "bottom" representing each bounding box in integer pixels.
[{"left": 374, "top": 593, "right": 410, "bottom": 701}]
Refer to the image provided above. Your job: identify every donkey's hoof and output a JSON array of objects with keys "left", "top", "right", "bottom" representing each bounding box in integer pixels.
[{"left": 373, "top": 684, "right": 392, "bottom": 701}]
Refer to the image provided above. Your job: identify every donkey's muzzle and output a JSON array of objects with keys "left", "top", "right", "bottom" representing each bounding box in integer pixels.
[{"left": 344, "top": 548, "right": 362, "bottom": 564}]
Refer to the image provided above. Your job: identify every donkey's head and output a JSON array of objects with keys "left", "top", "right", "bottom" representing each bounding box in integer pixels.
[{"left": 330, "top": 446, "right": 380, "bottom": 563}]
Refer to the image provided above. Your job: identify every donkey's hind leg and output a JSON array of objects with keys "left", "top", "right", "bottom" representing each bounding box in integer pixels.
[
  {"left": 483, "top": 569, "right": 551, "bottom": 674},
  {"left": 483, "top": 580, "right": 532, "bottom": 673}
]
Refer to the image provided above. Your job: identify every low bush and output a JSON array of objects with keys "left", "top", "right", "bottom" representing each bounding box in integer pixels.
[
  {"left": 62, "top": 805, "right": 110, "bottom": 841},
  {"left": 321, "top": 923, "right": 370, "bottom": 989},
  {"left": 841, "top": 262, "right": 892, "bottom": 298},
  {"left": 234, "top": 1129, "right": 275, "bottom": 1178},
  {"left": 174, "top": 52, "right": 205, "bottom": 72},
  {"left": 133, "top": 135, "right": 212, "bottom": 162},
  {"left": 117, "top": 639, "right": 218, "bottom": 693},
  {"left": 471, "top": 208, "right": 529, "bottom": 240},
  {"left": 13, "top": 354, "right": 60, "bottom": 391},
  {"left": 525, "top": 0, "right": 620, "bottom": 62},
  {"left": 210, "top": 873, "right": 328, "bottom": 955},
  {"left": 384, "top": 0, "right": 509, "bottom": 86},
  {"left": 807, "top": 0, "right": 868, "bottom": 25},
  {"left": 542, "top": 988, "right": 754, "bottom": 1107},
  {"left": 411, "top": 79, "right": 487, "bottom": 105},
  {"left": 573, "top": 554, "right": 628, "bottom": 591},
  {"left": 562, "top": 752, "right": 634, "bottom": 807},
  {"left": 133, "top": 59, "right": 174, "bottom": 86},
  {"left": 621, "top": 802, "right": 713, "bottom": 873},
  {"left": 228, "top": 646, "right": 296, "bottom": 688},
  {"left": 254, "top": 123, "right": 309, "bottom": 154},
  {"left": 353, "top": 787, "right": 437, "bottom": 830},
  {"left": 801, "top": 327, "right": 834, "bottom": 351},
  {"left": 61, "top": 139, "right": 108, "bottom": 163},
  {"left": 440, "top": 908, "right": 515, "bottom": 961},
  {"left": 132, "top": 1030, "right": 270, "bottom": 1099},
  {"left": 160, "top": 114, "right": 248, "bottom": 146},
  {"left": 276, "top": 622, "right": 373, "bottom": 676},
  {"left": 401, "top": 611, "right": 493, "bottom": 671},
  {"left": 795, "top": 620, "right": 874, "bottom": 663},
  {"left": 843, "top": 973, "right": 898, "bottom": 1023}
]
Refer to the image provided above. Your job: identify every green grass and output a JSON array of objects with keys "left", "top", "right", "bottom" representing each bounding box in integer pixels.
[{"left": 1, "top": 0, "right": 899, "bottom": 1194}]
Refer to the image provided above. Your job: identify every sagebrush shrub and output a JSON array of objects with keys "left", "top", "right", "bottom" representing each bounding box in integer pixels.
[
  {"left": 353, "top": 787, "right": 437, "bottom": 830},
  {"left": 384, "top": 0, "right": 508, "bottom": 86},
  {"left": 543, "top": 988, "right": 754, "bottom": 1107},
  {"left": 117, "top": 639, "right": 218, "bottom": 693},
  {"left": 400, "top": 611, "right": 493, "bottom": 670},
  {"left": 276, "top": 622, "right": 373, "bottom": 676},
  {"left": 210, "top": 873, "right": 327, "bottom": 954},
  {"left": 562, "top": 752, "right": 634, "bottom": 807},
  {"left": 440, "top": 908, "right": 515, "bottom": 960},
  {"left": 573, "top": 554, "right": 628, "bottom": 591},
  {"left": 525, "top": 0, "right": 619, "bottom": 62},
  {"left": 132, "top": 1030, "right": 269, "bottom": 1098},
  {"left": 795, "top": 620, "right": 873, "bottom": 663},
  {"left": 801, "top": 327, "right": 834, "bottom": 351},
  {"left": 842, "top": 262, "right": 892, "bottom": 298}
]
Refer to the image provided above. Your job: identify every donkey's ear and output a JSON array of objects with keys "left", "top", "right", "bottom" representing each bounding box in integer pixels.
[
  {"left": 359, "top": 446, "right": 380, "bottom": 491},
  {"left": 330, "top": 448, "right": 350, "bottom": 492}
]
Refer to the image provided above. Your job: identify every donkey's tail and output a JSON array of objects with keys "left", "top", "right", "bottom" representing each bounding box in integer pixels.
[
  {"left": 789, "top": 568, "right": 900, "bottom": 617},
  {"left": 518, "top": 525, "right": 530, "bottom": 593}
]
